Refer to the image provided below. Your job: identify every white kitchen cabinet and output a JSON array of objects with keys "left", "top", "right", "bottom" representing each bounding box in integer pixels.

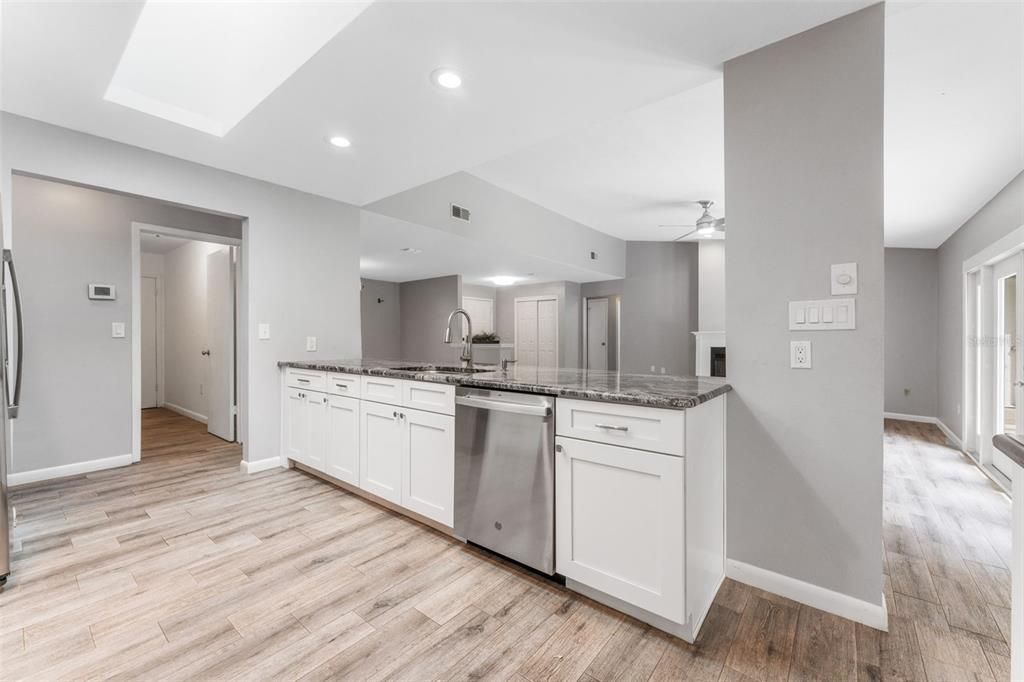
[
  {"left": 555, "top": 436, "right": 685, "bottom": 622},
  {"left": 359, "top": 400, "right": 403, "bottom": 504},
  {"left": 285, "top": 386, "right": 327, "bottom": 472},
  {"left": 401, "top": 408, "right": 455, "bottom": 526},
  {"left": 325, "top": 395, "right": 360, "bottom": 485}
]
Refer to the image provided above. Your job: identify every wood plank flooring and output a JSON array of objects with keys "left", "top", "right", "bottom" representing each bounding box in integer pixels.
[{"left": 0, "top": 410, "right": 1012, "bottom": 680}]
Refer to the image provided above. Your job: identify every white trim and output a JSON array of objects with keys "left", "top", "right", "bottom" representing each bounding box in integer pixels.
[
  {"left": 162, "top": 401, "right": 208, "bottom": 424},
  {"left": 134, "top": 222, "right": 242, "bottom": 248},
  {"left": 726, "top": 558, "right": 888, "bottom": 631},
  {"left": 239, "top": 456, "right": 280, "bottom": 474},
  {"left": 963, "top": 221, "right": 1024, "bottom": 273},
  {"left": 8, "top": 454, "right": 133, "bottom": 487},
  {"left": 131, "top": 226, "right": 142, "bottom": 462},
  {"left": 139, "top": 274, "right": 164, "bottom": 408}
]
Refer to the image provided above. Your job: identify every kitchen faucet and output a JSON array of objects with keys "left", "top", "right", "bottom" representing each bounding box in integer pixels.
[{"left": 443, "top": 308, "right": 473, "bottom": 367}]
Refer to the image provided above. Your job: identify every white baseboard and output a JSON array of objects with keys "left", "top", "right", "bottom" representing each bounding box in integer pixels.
[
  {"left": 239, "top": 457, "right": 281, "bottom": 474},
  {"left": 8, "top": 454, "right": 133, "bottom": 487},
  {"left": 162, "top": 402, "right": 207, "bottom": 424},
  {"left": 883, "top": 412, "right": 963, "bottom": 450},
  {"left": 726, "top": 558, "right": 888, "bottom": 631}
]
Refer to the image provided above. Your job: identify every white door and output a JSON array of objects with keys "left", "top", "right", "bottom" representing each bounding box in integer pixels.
[
  {"left": 360, "top": 401, "right": 403, "bottom": 503},
  {"left": 285, "top": 387, "right": 309, "bottom": 463},
  {"left": 993, "top": 254, "right": 1023, "bottom": 479},
  {"left": 140, "top": 276, "right": 159, "bottom": 409},
  {"left": 515, "top": 297, "right": 558, "bottom": 369},
  {"left": 326, "top": 395, "right": 360, "bottom": 485},
  {"left": 402, "top": 408, "right": 454, "bottom": 526},
  {"left": 555, "top": 437, "right": 685, "bottom": 622},
  {"left": 586, "top": 298, "right": 609, "bottom": 371},
  {"left": 206, "top": 248, "right": 235, "bottom": 441}
]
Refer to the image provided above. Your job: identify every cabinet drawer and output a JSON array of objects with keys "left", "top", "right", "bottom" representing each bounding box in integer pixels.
[
  {"left": 361, "top": 376, "right": 404, "bottom": 405},
  {"left": 556, "top": 399, "right": 684, "bottom": 456},
  {"left": 403, "top": 380, "right": 455, "bottom": 415},
  {"left": 285, "top": 368, "right": 326, "bottom": 392},
  {"left": 327, "top": 372, "right": 362, "bottom": 398}
]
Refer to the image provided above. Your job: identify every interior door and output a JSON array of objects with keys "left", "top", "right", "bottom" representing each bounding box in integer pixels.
[
  {"left": 537, "top": 299, "right": 558, "bottom": 370},
  {"left": 515, "top": 299, "right": 539, "bottom": 367},
  {"left": 140, "top": 276, "right": 159, "bottom": 409},
  {"left": 586, "top": 298, "right": 609, "bottom": 371},
  {"left": 206, "top": 248, "right": 235, "bottom": 441},
  {"left": 992, "top": 254, "right": 1023, "bottom": 479}
]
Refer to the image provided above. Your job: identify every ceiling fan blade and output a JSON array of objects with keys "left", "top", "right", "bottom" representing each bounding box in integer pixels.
[
  {"left": 658, "top": 224, "right": 697, "bottom": 229},
  {"left": 673, "top": 229, "right": 699, "bottom": 241}
]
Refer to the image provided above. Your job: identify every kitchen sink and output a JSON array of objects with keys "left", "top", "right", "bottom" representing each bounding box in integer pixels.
[{"left": 394, "top": 365, "right": 492, "bottom": 375}]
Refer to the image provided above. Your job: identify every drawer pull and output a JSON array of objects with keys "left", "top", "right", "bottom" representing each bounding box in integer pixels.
[
  {"left": 595, "top": 423, "right": 629, "bottom": 432},
  {"left": 296, "top": 378, "right": 310, "bottom": 384},
  {"left": 335, "top": 384, "right": 348, "bottom": 390}
]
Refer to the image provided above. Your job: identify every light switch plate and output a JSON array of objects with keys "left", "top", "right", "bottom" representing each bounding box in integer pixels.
[
  {"left": 306, "top": 336, "right": 317, "bottom": 352},
  {"left": 831, "top": 262, "right": 858, "bottom": 295},
  {"left": 791, "top": 340, "right": 812, "bottom": 368},
  {"left": 258, "top": 323, "right": 271, "bottom": 340},
  {"left": 112, "top": 322, "right": 126, "bottom": 338},
  {"left": 789, "top": 298, "right": 856, "bottom": 330}
]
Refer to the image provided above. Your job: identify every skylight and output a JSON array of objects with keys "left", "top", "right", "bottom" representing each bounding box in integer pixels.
[{"left": 105, "top": 1, "right": 372, "bottom": 137}]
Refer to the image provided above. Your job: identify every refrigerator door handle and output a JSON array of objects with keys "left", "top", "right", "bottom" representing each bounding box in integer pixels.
[{"left": 3, "top": 249, "right": 22, "bottom": 419}]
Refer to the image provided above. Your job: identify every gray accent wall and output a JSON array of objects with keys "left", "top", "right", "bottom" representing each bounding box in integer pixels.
[
  {"left": 3, "top": 113, "right": 363, "bottom": 471},
  {"left": 937, "top": 171, "right": 1024, "bottom": 438},
  {"left": 724, "top": 4, "right": 884, "bottom": 608},
  {"left": 10, "top": 174, "right": 240, "bottom": 472},
  {"left": 885, "top": 248, "right": 939, "bottom": 418},
  {"left": 620, "top": 242, "right": 698, "bottom": 376},
  {"left": 361, "top": 278, "right": 402, "bottom": 361},
  {"left": 399, "top": 275, "right": 462, "bottom": 364}
]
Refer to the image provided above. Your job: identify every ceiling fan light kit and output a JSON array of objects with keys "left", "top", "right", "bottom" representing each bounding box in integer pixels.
[{"left": 664, "top": 199, "right": 726, "bottom": 241}]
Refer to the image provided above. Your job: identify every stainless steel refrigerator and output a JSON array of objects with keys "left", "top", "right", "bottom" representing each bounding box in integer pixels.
[{"left": 1, "top": 239, "right": 24, "bottom": 585}]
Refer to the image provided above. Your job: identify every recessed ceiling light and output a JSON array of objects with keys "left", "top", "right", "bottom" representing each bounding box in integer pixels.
[
  {"left": 431, "top": 68, "right": 463, "bottom": 89},
  {"left": 490, "top": 276, "right": 520, "bottom": 287},
  {"left": 329, "top": 136, "right": 352, "bottom": 148}
]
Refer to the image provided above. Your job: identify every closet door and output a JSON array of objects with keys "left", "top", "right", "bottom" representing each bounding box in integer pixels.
[
  {"left": 537, "top": 298, "right": 558, "bottom": 370},
  {"left": 515, "top": 299, "right": 539, "bottom": 367}
]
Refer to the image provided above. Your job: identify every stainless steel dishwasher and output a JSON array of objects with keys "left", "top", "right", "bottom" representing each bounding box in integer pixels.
[{"left": 454, "top": 387, "right": 555, "bottom": 575}]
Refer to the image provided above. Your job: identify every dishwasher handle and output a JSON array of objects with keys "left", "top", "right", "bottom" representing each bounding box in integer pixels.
[{"left": 455, "top": 395, "right": 552, "bottom": 417}]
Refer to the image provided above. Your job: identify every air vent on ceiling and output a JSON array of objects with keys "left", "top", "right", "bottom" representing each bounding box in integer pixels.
[{"left": 450, "top": 204, "right": 471, "bottom": 222}]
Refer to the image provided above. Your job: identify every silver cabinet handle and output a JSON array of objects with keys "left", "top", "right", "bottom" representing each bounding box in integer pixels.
[
  {"left": 296, "top": 378, "right": 310, "bottom": 384},
  {"left": 555, "top": 444, "right": 563, "bottom": 453},
  {"left": 455, "top": 395, "right": 551, "bottom": 417},
  {"left": 3, "top": 249, "right": 23, "bottom": 419},
  {"left": 595, "top": 423, "right": 629, "bottom": 432},
  {"left": 335, "top": 383, "right": 348, "bottom": 390}
]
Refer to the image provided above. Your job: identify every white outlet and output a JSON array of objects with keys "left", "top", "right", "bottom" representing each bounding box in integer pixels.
[
  {"left": 306, "top": 336, "right": 318, "bottom": 352},
  {"left": 258, "top": 323, "right": 271, "bottom": 340},
  {"left": 790, "top": 340, "right": 812, "bottom": 369},
  {"left": 111, "top": 322, "right": 126, "bottom": 338}
]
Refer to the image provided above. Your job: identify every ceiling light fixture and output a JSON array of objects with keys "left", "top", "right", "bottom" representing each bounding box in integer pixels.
[
  {"left": 329, "top": 136, "right": 352, "bottom": 148},
  {"left": 490, "top": 276, "right": 519, "bottom": 287},
  {"left": 431, "top": 68, "right": 463, "bottom": 89}
]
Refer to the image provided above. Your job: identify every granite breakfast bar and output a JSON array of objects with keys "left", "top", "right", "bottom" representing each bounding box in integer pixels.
[{"left": 278, "top": 358, "right": 731, "bottom": 642}]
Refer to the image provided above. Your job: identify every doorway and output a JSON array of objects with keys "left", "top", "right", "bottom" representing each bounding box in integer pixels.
[
  {"left": 992, "top": 254, "right": 1021, "bottom": 479},
  {"left": 132, "top": 223, "right": 242, "bottom": 462},
  {"left": 514, "top": 296, "right": 558, "bottom": 369},
  {"left": 583, "top": 295, "right": 621, "bottom": 371}
]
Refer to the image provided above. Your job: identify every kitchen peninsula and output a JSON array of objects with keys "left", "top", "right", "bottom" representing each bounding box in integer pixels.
[{"left": 278, "top": 358, "right": 730, "bottom": 643}]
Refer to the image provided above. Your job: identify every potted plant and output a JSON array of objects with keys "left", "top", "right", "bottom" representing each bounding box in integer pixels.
[{"left": 471, "top": 332, "right": 501, "bottom": 344}]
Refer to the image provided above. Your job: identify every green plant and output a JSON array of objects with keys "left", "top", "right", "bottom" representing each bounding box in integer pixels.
[{"left": 472, "top": 331, "right": 500, "bottom": 344}]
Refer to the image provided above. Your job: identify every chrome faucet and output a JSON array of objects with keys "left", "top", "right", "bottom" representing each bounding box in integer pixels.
[{"left": 444, "top": 308, "right": 473, "bottom": 367}]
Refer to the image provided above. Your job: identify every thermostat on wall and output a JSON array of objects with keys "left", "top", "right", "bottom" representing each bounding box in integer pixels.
[{"left": 88, "top": 283, "right": 116, "bottom": 300}]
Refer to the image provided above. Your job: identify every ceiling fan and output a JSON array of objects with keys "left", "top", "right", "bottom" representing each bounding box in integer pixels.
[{"left": 659, "top": 200, "right": 725, "bottom": 241}]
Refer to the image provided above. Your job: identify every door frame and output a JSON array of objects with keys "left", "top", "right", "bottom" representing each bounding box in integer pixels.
[
  {"left": 139, "top": 274, "right": 165, "bottom": 409},
  {"left": 513, "top": 295, "right": 559, "bottom": 369},
  {"left": 131, "top": 222, "right": 242, "bottom": 463},
  {"left": 582, "top": 296, "right": 610, "bottom": 371}
]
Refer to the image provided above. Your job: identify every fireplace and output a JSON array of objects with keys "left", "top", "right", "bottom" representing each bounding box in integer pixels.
[{"left": 710, "top": 347, "right": 727, "bottom": 378}]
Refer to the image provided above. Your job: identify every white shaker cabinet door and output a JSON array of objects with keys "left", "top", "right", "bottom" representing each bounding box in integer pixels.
[
  {"left": 359, "top": 400, "right": 403, "bottom": 504},
  {"left": 304, "top": 392, "right": 328, "bottom": 473},
  {"left": 401, "top": 408, "right": 454, "bottom": 526},
  {"left": 285, "top": 387, "right": 310, "bottom": 465},
  {"left": 325, "top": 395, "right": 360, "bottom": 485},
  {"left": 555, "top": 436, "right": 685, "bottom": 622}
]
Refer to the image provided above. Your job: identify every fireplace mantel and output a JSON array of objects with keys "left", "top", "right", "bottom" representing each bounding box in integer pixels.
[{"left": 693, "top": 331, "right": 726, "bottom": 377}]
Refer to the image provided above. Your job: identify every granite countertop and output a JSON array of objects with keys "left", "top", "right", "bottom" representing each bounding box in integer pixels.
[
  {"left": 993, "top": 433, "right": 1024, "bottom": 470},
  {"left": 278, "top": 358, "right": 731, "bottom": 410}
]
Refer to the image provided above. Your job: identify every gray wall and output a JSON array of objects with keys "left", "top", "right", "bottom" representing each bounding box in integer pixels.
[
  {"left": 885, "top": 248, "right": 939, "bottom": 418},
  {"left": 724, "top": 3, "right": 884, "bottom": 609},
  {"left": 360, "top": 278, "right": 402, "bottom": 361},
  {"left": 400, "top": 275, "right": 462, "bottom": 364},
  {"left": 620, "top": 242, "right": 699, "bottom": 376},
  {"left": 3, "top": 113, "right": 363, "bottom": 470},
  {"left": 10, "top": 174, "right": 240, "bottom": 472},
  {"left": 365, "top": 171, "right": 627, "bottom": 280},
  {"left": 937, "top": 172, "right": 1024, "bottom": 438}
]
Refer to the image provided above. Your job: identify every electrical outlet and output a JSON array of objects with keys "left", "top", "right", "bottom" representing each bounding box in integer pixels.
[
  {"left": 790, "top": 340, "right": 812, "bottom": 369},
  {"left": 306, "top": 336, "right": 318, "bottom": 352},
  {"left": 111, "top": 322, "right": 125, "bottom": 338}
]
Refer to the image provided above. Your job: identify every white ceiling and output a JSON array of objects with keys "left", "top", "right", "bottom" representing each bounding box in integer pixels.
[
  {"left": 0, "top": 0, "right": 871, "bottom": 208},
  {"left": 360, "top": 210, "right": 617, "bottom": 285}
]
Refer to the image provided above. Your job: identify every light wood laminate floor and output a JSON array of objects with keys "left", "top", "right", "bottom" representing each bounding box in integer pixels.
[{"left": 0, "top": 411, "right": 1013, "bottom": 680}]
